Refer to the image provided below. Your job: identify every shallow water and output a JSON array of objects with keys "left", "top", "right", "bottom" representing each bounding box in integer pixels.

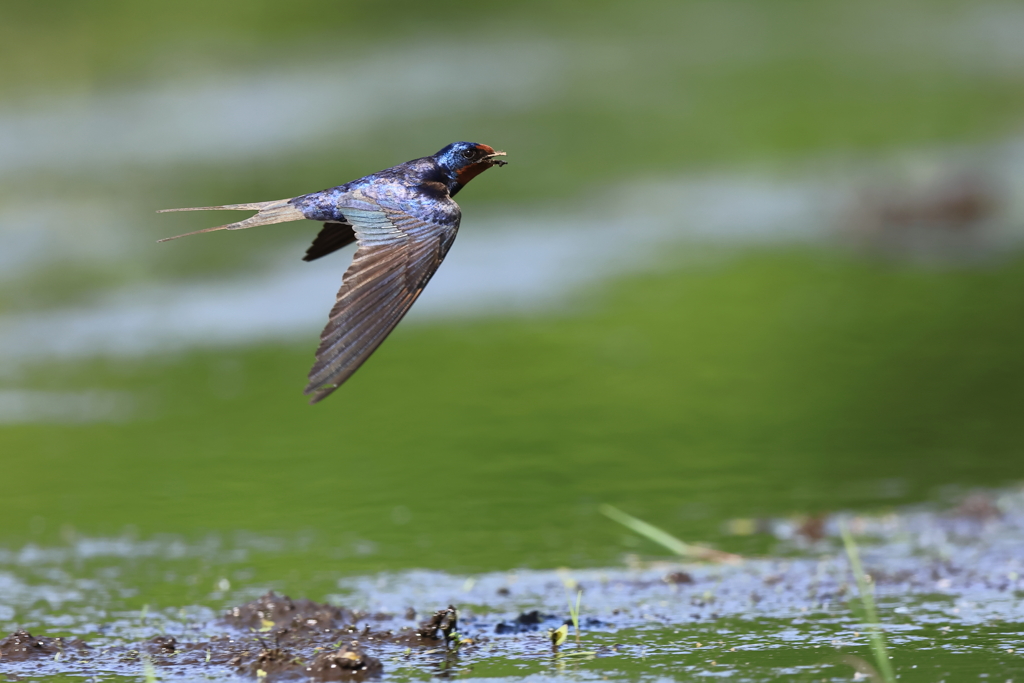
[
  {"left": 2, "top": 490, "right": 1022, "bottom": 681},
  {"left": 4, "top": 242, "right": 1024, "bottom": 679},
  {"left": 4, "top": 2, "right": 1024, "bottom": 679}
]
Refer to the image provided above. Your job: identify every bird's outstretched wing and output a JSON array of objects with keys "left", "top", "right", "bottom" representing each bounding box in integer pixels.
[{"left": 305, "top": 199, "right": 459, "bottom": 403}]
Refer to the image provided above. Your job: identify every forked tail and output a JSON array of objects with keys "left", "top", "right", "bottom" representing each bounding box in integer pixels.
[{"left": 157, "top": 198, "right": 306, "bottom": 242}]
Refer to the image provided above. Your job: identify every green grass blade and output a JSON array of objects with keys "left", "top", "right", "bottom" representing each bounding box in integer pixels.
[
  {"left": 567, "top": 589, "right": 582, "bottom": 645},
  {"left": 840, "top": 522, "right": 896, "bottom": 683},
  {"left": 599, "top": 504, "right": 741, "bottom": 563},
  {"left": 142, "top": 653, "right": 157, "bottom": 683}
]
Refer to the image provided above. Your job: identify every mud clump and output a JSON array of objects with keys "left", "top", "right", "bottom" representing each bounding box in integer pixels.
[
  {"left": 231, "top": 646, "right": 307, "bottom": 680},
  {"left": 0, "top": 593, "right": 400, "bottom": 679},
  {"left": 305, "top": 642, "right": 382, "bottom": 681},
  {"left": 0, "top": 593, "right": 524, "bottom": 679},
  {"left": 664, "top": 571, "right": 694, "bottom": 585},
  {"left": 146, "top": 635, "right": 177, "bottom": 654},
  {"left": 225, "top": 591, "right": 359, "bottom": 631},
  {"left": 210, "top": 595, "right": 464, "bottom": 678},
  {"left": 416, "top": 605, "right": 458, "bottom": 643},
  {"left": 0, "top": 630, "right": 88, "bottom": 661},
  {"left": 223, "top": 592, "right": 455, "bottom": 651}
]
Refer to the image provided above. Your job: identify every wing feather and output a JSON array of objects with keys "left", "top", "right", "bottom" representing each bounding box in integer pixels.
[
  {"left": 303, "top": 222, "right": 357, "bottom": 262},
  {"left": 311, "top": 291, "right": 417, "bottom": 390},
  {"left": 304, "top": 202, "right": 458, "bottom": 403}
]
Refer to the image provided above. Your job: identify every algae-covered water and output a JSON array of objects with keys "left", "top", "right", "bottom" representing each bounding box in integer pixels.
[
  {"left": 3, "top": 1, "right": 1024, "bottom": 680},
  {"left": 2, "top": 493, "right": 1023, "bottom": 680}
]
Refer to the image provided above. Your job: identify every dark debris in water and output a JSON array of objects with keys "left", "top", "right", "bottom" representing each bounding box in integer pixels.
[
  {"left": 414, "top": 605, "right": 458, "bottom": 644},
  {"left": 494, "top": 610, "right": 557, "bottom": 634},
  {"left": 225, "top": 591, "right": 361, "bottom": 631},
  {"left": 0, "top": 593, "right": 451, "bottom": 680},
  {"left": 2, "top": 489, "right": 1024, "bottom": 680},
  {"left": 231, "top": 645, "right": 309, "bottom": 679},
  {"left": 0, "top": 630, "right": 88, "bottom": 662},
  {"left": 305, "top": 643, "right": 383, "bottom": 681}
]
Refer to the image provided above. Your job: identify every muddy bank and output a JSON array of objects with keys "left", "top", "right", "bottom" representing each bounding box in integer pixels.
[
  {"left": 1, "top": 591, "right": 607, "bottom": 680},
  {"left": 0, "top": 593, "right": 470, "bottom": 681},
  {"left": 2, "top": 490, "right": 1023, "bottom": 680}
]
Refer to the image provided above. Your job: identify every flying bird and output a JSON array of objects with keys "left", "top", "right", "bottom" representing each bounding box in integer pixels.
[{"left": 159, "top": 142, "right": 506, "bottom": 403}]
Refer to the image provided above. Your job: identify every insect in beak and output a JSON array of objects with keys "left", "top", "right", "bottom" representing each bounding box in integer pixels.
[{"left": 485, "top": 151, "right": 508, "bottom": 167}]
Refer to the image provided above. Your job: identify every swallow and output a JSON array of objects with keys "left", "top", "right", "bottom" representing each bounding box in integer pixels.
[{"left": 158, "top": 141, "right": 507, "bottom": 403}]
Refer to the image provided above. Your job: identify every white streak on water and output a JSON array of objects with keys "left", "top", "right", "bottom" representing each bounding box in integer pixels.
[
  {"left": 0, "top": 201, "right": 135, "bottom": 281},
  {"left": 4, "top": 130, "right": 1024, "bottom": 365},
  {"left": 0, "top": 41, "right": 559, "bottom": 175},
  {"left": 0, "top": 390, "right": 134, "bottom": 424},
  {"left": 0, "top": 175, "right": 835, "bottom": 363}
]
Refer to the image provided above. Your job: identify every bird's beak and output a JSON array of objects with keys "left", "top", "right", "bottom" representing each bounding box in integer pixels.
[{"left": 485, "top": 150, "right": 508, "bottom": 167}]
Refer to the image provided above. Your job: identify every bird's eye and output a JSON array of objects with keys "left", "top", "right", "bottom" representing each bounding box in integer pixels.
[{"left": 460, "top": 149, "right": 474, "bottom": 159}]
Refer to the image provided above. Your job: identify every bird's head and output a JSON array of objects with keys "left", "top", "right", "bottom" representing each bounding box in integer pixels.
[{"left": 435, "top": 141, "right": 507, "bottom": 189}]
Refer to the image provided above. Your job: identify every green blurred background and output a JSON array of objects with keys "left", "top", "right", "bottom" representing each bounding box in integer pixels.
[{"left": 2, "top": 0, "right": 1024, "bottom": 575}]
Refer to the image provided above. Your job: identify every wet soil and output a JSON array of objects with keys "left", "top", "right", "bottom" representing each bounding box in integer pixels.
[
  {"left": 2, "top": 489, "right": 1023, "bottom": 680},
  {"left": 0, "top": 593, "right": 463, "bottom": 681},
  {"left": 0, "top": 631, "right": 88, "bottom": 662}
]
